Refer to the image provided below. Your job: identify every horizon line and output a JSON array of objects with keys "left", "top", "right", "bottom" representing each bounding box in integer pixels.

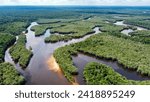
[{"left": 0, "top": 5, "right": 150, "bottom": 7}]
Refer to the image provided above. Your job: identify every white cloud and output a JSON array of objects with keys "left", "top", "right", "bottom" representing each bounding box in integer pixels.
[{"left": 0, "top": 0, "right": 150, "bottom": 6}]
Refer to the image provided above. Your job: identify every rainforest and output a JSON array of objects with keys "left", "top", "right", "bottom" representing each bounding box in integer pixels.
[{"left": 0, "top": 6, "right": 150, "bottom": 85}]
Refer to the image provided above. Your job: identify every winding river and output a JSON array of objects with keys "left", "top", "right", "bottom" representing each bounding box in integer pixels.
[
  {"left": 4, "top": 21, "right": 150, "bottom": 85},
  {"left": 71, "top": 20, "right": 149, "bottom": 84},
  {"left": 114, "top": 20, "right": 147, "bottom": 35},
  {"left": 4, "top": 22, "right": 101, "bottom": 85},
  {"left": 114, "top": 21, "right": 147, "bottom": 30},
  {"left": 72, "top": 53, "right": 150, "bottom": 85}
]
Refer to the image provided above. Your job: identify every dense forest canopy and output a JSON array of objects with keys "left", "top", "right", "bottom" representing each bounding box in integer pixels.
[{"left": 0, "top": 6, "right": 150, "bottom": 85}]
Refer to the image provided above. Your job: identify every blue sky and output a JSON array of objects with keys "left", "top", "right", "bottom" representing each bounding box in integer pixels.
[{"left": 0, "top": 0, "right": 150, "bottom": 6}]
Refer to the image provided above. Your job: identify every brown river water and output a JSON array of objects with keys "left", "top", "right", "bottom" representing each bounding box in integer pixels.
[
  {"left": 4, "top": 22, "right": 101, "bottom": 85},
  {"left": 4, "top": 21, "right": 150, "bottom": 85}
]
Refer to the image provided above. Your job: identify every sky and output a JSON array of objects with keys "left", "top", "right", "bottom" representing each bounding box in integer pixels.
[{"left": 0, "top": 0, "right": 150, "bottom": 6}]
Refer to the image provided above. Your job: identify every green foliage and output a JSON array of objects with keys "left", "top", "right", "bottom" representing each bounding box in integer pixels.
[
  {"left": 9, "top": 35, "right": 33, "bottom": 68},
  {"left": 125, "top": 19, "right": 150, "bottom": 30},
  {"left": 31, "top": 24, "right": 51, "bottom": 36},
  {"left": 76, "top": 34, "right": 150, "bottom": 76},
  {"left": 50, "top": 21, "right": 94, "bottom": 34},
  {"left": 0, "top": 6, "right": 150, "bottom": 85},
  {"left": 45, "top": 35, "right": 72, "bottom": 43},
  {"left": 84, "top": 62, "right": 129, "bottom": 85},
  {"left": 129, "top": 30, "right": 150, "bottom": 44},
  {"left": 37, "top": 18, "right": 61, "bottom": 24},
  {"left": 0, "top": 22, "right": 28, "bottom": 35},
  {"left": 54, "top": 34, "right": 150, "bottom": 84},
  {"left": 53, "top": 46, "right": 78, "bottom": 83},
  {"left": 44, "top": 16, "right": 135, "bottom": 43},
  {"left": 100, "top": 23, "right": 125, "bottom": 33},
  {"left": 0, "top": 33, "right": 16, "bottom": 62},
  {"left": 31, "top": 23, "right": 64, "bottom": 36},
  {"left": 45, "top": 17, "right": 104, "bottom": 42},
  {"left": 84, "top": 62, "right": 150, "bottom": 85},
  {"left": 0, "top": 63, "right": 25, "bottom": 85}
]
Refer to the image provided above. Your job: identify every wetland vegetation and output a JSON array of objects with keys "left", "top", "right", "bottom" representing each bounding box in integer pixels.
[
  {"left": 0, "top": 63, "right": 25, "bottom": 85},
  {"left": 9, "top": 35, "right": 33, "bottom": 68},
  {"left": 54, "top": 34, "right": 150, "bottom": 84},
  {"left": 0, "top": 33, "right": 16, "bottom": 62},
  {"left": 84, "top": 62, "right": 150, "bottom": 85},
  {"left": 0, "top": 6, "right": 150, "bottom": 85}
]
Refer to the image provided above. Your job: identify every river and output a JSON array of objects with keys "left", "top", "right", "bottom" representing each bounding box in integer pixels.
[
  {"left": 72, "top": 53, "right": 150, "bottom": 85},
  {"left": 4, "top": 21, "right": 150, "bottom": 85},
  {"left": 71, "top": 20, "right": 150, "bottom": 84},
  {"left": 4, "top": 22, "right": 101, "bottom": 85},
  {"left": 114, "top": 20, "right": 147, "bottom": 35}
]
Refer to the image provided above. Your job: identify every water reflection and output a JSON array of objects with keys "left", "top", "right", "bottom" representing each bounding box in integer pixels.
[
  {"left": 5, "top": 22, "right": 101, "bottom": 85},
  {"left": 72, "top": 53, "right": 150, "bottom": 85}
]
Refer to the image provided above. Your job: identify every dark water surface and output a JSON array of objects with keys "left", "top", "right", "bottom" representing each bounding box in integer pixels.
[{"left": 72, "top": 53, "right": 150, "bottom": 85}]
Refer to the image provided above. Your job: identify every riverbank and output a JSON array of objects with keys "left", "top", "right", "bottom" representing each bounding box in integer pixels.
[
  {"left": 47, "top": 55, "right": 62, "bottom": 73},
  {"left": 84, "top": 62, "right": 150, "bottom": 85},
  {"left": 53, "top": 33, "right": 150, "bottom": 84},
  {"left": 9, "top": 35, "right": 33, "bottom": 68},
  {"left": 47, "top": 55, "right": 79, "bottom": 85}
]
